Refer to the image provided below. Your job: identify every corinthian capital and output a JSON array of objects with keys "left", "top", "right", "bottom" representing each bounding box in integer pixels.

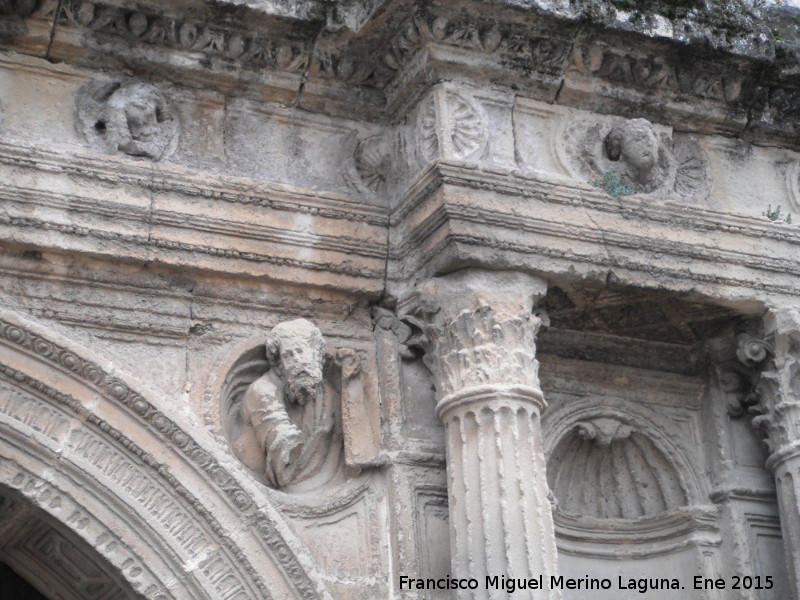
[
  {"left": 757, "top": 309, "right": 800, "bottom": 462},
  {"left": 401, "top": 269, "right": 547, "bottom": 412}
]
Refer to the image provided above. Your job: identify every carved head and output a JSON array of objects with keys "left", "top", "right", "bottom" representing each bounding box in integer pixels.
[
  {"left": 266, "top": 319, "right": 324, "bottom": 406},
  {"left": 102, "top": 83, "right": 176, "bottom": 160},
  {"left": 604, "top": 118, "right": 660, "bottom": 184}
]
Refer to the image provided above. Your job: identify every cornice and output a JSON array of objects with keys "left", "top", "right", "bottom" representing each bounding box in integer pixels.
[
  {"left": 0, "top": 212, "right": 384, "bottom": 278},
  {"left": 5, "top": 0, "right": 800, "bottom": 141},
  {"left": 388, "top": 161, "right": 800, "bottom": 299}
]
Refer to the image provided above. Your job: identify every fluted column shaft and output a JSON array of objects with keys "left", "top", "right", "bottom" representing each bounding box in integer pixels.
[
  {"left": 407, "top": 270, "right": 560, "bottom": 600},
  {"left": 751, "top": 309, "right": 800, "bottom": 598}
]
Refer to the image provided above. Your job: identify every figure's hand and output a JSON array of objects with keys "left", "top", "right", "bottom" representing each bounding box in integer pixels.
[{"left": 266, "top": 428, "right": 304, "bottom": 488}]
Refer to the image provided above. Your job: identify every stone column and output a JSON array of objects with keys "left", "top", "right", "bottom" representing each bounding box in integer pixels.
[
  {"left": 739, "top": 309, "right": 800, "bottom": 598},
  {"left": 406, "top": 269, "right": 560, "bottom": 600}
]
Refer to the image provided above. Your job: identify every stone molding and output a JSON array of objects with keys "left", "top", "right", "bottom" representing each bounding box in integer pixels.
[
  {"left": 0, "top": 455, "right": 171, "bottom": 599},
  {"left": 554, "top": 508, "right": 722, "bottom": 558},
  {"left": 0, "top": 308, "right": 337, "bottom": 600},
  {"left": 0, "top": 142, "right": 387, "bottom": 226},
  {"left": 388, "top": 160, "right": 800, "bottom": 300},
  {"left": 0, "top": 141, "right": 387, "bottom": 293},
  {"left": 7, "top": 132, "right": 800, "bottom": 300},
  {"left": 6, "top": 0, "right": 800, "bottom": 144}
]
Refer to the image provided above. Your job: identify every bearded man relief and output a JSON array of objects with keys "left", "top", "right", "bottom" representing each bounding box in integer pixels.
[{"left": 231, "top": 319, "right": 344, "bottom": 492}]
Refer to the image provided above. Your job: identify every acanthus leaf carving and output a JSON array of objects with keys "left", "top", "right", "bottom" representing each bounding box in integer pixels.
[
  {"left": 401, "top": 270, "right": 546, "bottom": 403},
  {"left": 715, "top": 323, "right": 783, "bottom": 451}
]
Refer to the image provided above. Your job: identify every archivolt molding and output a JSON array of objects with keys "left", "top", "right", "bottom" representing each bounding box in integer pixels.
[
  {"left": 0, "top": 309, "right": 335, "bottom": 600},
  {"left": 0, "top": 449, "right": 169, "bottom": 600}
]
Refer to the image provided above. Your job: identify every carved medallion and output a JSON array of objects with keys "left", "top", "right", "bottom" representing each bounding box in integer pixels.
[
  {"left": 224, "top": 319, "right": 346, "bottom": 493},
  {"left": 561, "top": 115, "right": 710, "bottom": 201},
  {"left": 76, "top": 80, "right": 180, "bottom": 161},
  {"left": 354, "top": 133, "right": 392, "bottom": 193}
]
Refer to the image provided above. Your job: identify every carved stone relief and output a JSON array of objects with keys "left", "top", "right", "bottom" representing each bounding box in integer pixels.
[
  {"left": 543, "top": 395, "right": 706, "bottom": 519},
  {"left": 59, "top": 1, "right": 309, "bottom": 73},
  {"left": 548, "top": 416, "right": 689, "bottom": 519},
  {"left": 76, "top": 80, "right": 179, "bottom": 161},
  {"left": 714, "top": 325, "right": 775, "bottom": 448},
  {"left": 381, "top": 11, "right": 571, "bottom": 83},
  {"left": 353, "top": 133, "right": 393, "bottom": 194},
  {"left": 0, "top": 311, "right": 332, "bottom": 600},
  {"left": 416, "top": 89, "right": 488, "bottom": 163},
  {"left": 561, "top": 115, "right": 711, "bottom": 201},
  {"left": 225, "top": 318, "right": 345, "bottom": 493}
]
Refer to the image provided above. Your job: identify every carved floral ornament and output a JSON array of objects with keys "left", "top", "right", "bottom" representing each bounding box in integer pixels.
[
  {"left": 716, "top": 329, "right": 775, "bottom": 441},
  {"left": 416, "top": 89, "right": 488, "bottom": 163},
  {"left": 353, "top": 133, "right": 393, "bottom": 194},
  {"left": 560, "top": 115, "right": 711, "bottom": 201},
  {"left": 719, "top": 312, "right": 800, "bottom": 457}
]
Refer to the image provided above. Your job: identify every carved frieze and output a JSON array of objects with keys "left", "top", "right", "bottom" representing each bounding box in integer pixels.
[
  {"left": 583, "top": 47, "right": 747, "bottom": 104},
  {"left": 561, "top": 115, "right": 711, "bottom": 200},
  {"left": 76, "top": 80, "right": 180, "bottom": 161},
  {"left": 59, "top": 1, "right": 308, "bottom": 71},
  {"left": 382, "top": 12, "right": 571, "bottom": 79}
]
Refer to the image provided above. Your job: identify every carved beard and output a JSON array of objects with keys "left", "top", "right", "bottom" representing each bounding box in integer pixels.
[{"left": 282, "top": 362, "right": 322, "bottom": 406}]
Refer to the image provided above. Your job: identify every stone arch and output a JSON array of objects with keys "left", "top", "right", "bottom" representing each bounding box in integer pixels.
[{"left": 0, "top": 309, "right": 335, "bottom": 600}]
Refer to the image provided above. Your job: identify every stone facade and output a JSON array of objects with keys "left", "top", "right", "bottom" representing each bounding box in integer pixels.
[{"left": 2, "top": 0, "right": 800, "bottom": 598}]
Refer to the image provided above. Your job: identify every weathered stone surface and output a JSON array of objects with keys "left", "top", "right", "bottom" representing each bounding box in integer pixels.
[{"left": 3, "top": 1, "right": 800, "bottom": 599}]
